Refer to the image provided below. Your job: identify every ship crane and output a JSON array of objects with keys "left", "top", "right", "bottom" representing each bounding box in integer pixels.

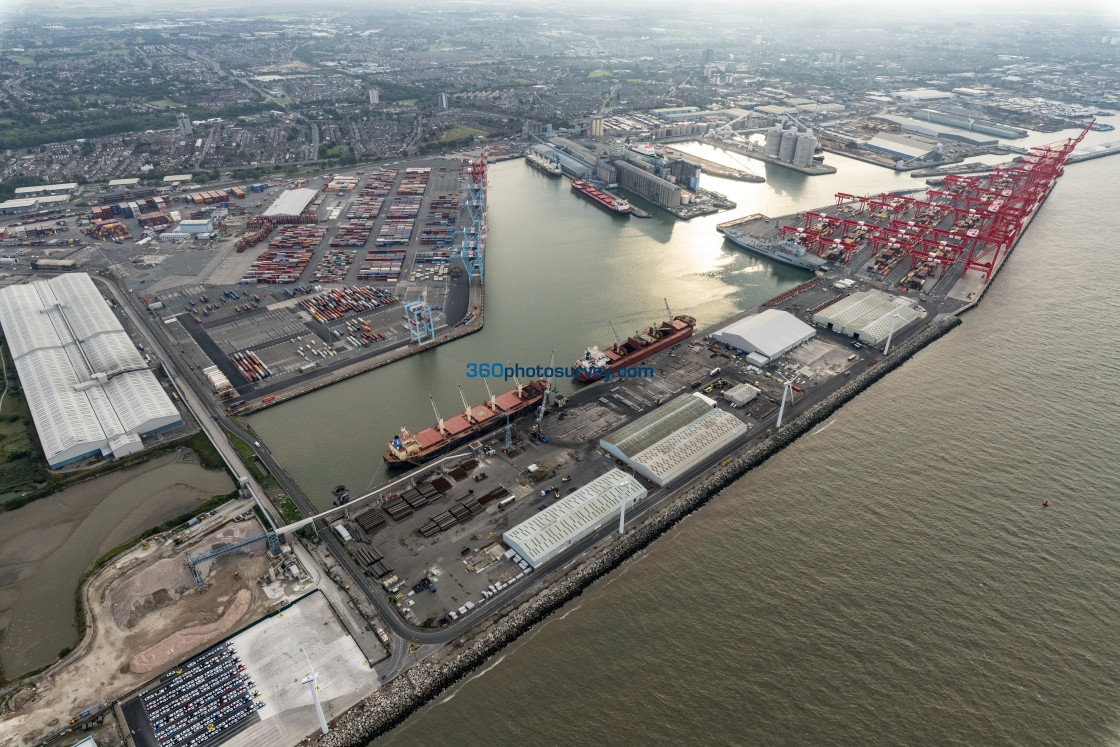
[
  {"left": 664, "top": 298, "right": 673, "bottom": 321},
  {"left": 457, "top": 384, "right": 474, "bottom": 422},
  {"left": 430, "top": 395, "right": 446, "bottom": 434},
  {"left": 608, "top": 321, "right": 621, "bottom": 353},
  {"left": 482, "top": 377, "right": 497, "bottom": 410},
  {"left": 507, "top": 360, "right": 523, "bottom": 398},
  {"left": 535, "top": 350, "right": 556, "bottom": 435}
]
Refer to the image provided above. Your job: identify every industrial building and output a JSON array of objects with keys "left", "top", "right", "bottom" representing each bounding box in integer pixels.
[
  {"left": 108, "top": 178, "right": 141, "bottom": 188},
  {"left": 723, "top": 382, "right": 760, "bottom": 406},
  {"left": 870, "top": 115, "right": 998, "bottom": 147},
  {"left": 892, "top": 88, "right": 954, "bottom": 103},
  {"left": 597, "top": 393, "right": 749, "bottom": 487},
  {"left": 866, "top": 132, "right": 940, "bottom": 161},
  {"left": 263, "top": 188, "right": 318, "bottom": 218},
  {"left": 173, "top": 218, "right": 214, "bottom": 234},
  {"left": 910, "top": 109, "right": 1025, "bottom": 139},
  {"left": 628, "top": 409, "right": 749, "bottom": 486},
  {"left": 13, "top": 182, "right": 77, "bottom": 197},
  {"left": 163, "top": 174, "right": 193, "bottom": 183},
  {"left": 502, "top": 469, "right": 648, "bottom": 568},
  {"left": 711, "top": 309, "right": 816, "bottom": 364},
  {"left": 0, "top": 273, "right": 181, "bottom": 468},
  {"left": 601, "top": 393, "right": 715, "bottom": 462},
  {"left": 650, "top": 106, "right": 702, "bottom": 121},
  {"left": 613, "top": 160, "right": 682, "bottom": 209},
  {"left": 811, "top": 290, "right": 922, "bottom": 345},
  {"left": 0, "top": 198, "right": 41, "bottom": 215}
]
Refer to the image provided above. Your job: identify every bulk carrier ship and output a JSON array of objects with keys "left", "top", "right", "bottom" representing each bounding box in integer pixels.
[
  {"left": 384, "top": 380, "right": 550, "bottom": 469},
  {"left": 574, "top": 308, "right": 696, "bottom": 383},
  {"left": 570, "top": 179, "right": 631, "bottom": 216},
  {"left": 525, "top": 150, "right": 562, "bottom": 177}
]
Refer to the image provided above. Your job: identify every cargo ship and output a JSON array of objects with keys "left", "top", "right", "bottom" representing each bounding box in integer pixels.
[
  {"left": 384, "top": 380, "right": 550, "bottom": 469},
  {"left": 570, "top": 179, "right": 631, "bottom": 216},
  {"left": 525, "top": 150, "right": 562, "bottom": 177},
  {"left": 574, "top": 314, "right": 696, "bottom": 383},
  {"left": 720, "top": 227, "right": 826, "bottom": 272}
]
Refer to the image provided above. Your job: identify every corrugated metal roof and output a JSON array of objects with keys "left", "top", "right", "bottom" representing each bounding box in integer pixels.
[
  {"left": 601, "top": 394, "right": 713, "bottom": 458},
  {"left": 503, "top": 469, "right": 647, "bottom": 567},
  {"left": 0, "top": 273, "right": 180, "bottom": 468},
  {"left": 812, "top": 290, "right": 922, "bottom": 343},
  {"left": 630, "top": 409, "right": 749, "bottom": 485}
]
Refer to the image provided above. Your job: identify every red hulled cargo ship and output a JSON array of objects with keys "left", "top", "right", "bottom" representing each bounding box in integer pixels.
[
  {"left": 384, "top": 380, "right": 550, "bottom": 469},
  {"left": 570, "top": 179, "right": 631, "bottom": 216},
  {"left": 573, "top": 315, "right": 696, "bottom": 383}
]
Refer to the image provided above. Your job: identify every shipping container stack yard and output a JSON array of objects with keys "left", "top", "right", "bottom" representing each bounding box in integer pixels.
[
  {"left": 357, "top": 248, "right": 406, "bottom": 281},
  {"left": 86, "top": 219, "right": 133, "bottom": 241},
  {"left": 311, "top": 249, "right": 357, "bottom": 282},
  {"left": 125, "top": 641, "right": 262, "bottom": 747},
  {"left": 419, "top": 192, "right": 458, "bottom": 246},
  {"left": 239, "top": 226, "right": 325, "bottom": 284},
  {"left": 329, "top": 218, "right": 375, "bottom": 248},
  {"left": 375, "top": 168, "right": 429, "bottom": 246},
  {"left": 324, "top": 175, "right": 359, "bottom": 193},
  {"left": 138, "top": 213, "right": 172, "bottom": 231},
  {"left": 230, "top": 350, "right": 272, "bottom": 383},
  {"left": 296, "top": 285, "right": 398, "bottom": 323}
]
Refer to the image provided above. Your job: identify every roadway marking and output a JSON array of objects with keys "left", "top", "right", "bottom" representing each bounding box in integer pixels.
[{"left": 408, "top": 642, "right": 421, "bottom": 654}]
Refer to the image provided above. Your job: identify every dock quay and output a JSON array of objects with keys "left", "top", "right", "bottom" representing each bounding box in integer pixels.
[{"left": 659, "top": 145, "right": 765, "bottom": 183}]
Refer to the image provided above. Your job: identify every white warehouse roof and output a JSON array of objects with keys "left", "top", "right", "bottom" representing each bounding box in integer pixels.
[
  {"left": 724, "top": 382, "right": 760, "bottom": 406},
  {"left": 263, "top": 188, "right": 318, "bottom": 217},
  {"left": 712, "top": 309, "right": 816, "bottom": 362},
  {"left": 600, "top": 394, "right": 714, "bottom": 460},
  {"left": 629, "top": 409, "right": 749, "bottom": 486},
  {"left": 812, "top": 290, "right": 922, "bottom": 345},
  {"left": 503, "top": 469, "right": 647, "bottom": 568},
  {"left": 0, "top": 273, "right": 181, "bottom": 468},
  {"left": 866, "top": 133, "right": 936, "bottom": 160}
]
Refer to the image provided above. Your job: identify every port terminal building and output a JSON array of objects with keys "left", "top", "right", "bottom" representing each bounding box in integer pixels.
[
  {"left": 710, "top": 309, "right": 816, "bottom": 365},
  {"left": 502, "top": 469, "right": 648, "bottom": 568},
  {"left": 0, "top": 273, "right": 181, "bottom": 468},
  {"left": 599, "top": 393, "right": 749, "bottom": 486},
  {"left": 811, "top": 290, "right": 922, "bottom": 345}
]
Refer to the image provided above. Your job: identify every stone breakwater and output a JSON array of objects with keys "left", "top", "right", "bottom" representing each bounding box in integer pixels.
[{"left": 318, "top": 315, "right": 963, "bottom": 747}]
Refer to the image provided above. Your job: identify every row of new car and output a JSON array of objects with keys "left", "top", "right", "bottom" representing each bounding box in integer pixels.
[{"left": 141, "top": 642, "right": 264, "bottom": 747}]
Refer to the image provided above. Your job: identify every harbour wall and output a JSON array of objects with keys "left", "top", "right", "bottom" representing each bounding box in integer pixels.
[{"left": 317, "top": 313, "right": 962, "bottom": 747}]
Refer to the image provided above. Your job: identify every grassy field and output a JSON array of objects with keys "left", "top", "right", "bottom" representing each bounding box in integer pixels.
[
  {"left": 588, "top": 69, "right": 611, "bottom": 78},
  {"left": 149, "top": 99, "right": 179, "bottom": 108},
  {"left": 6, "top": 55, "right": 34, "bottom": 66},
  {"left": 0, "top": 343, "right": 47, "bottom": 495},
  {"left": 440, "top": 125, "right": 486, "bottom": 143},
  {"left": 272, "top": 97, "right": 295, "bottom": 105}
]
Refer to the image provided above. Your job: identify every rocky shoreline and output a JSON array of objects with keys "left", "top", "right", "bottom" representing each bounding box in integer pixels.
[{"left": 318, "top": 315, "right": 963, "bottom": 746}]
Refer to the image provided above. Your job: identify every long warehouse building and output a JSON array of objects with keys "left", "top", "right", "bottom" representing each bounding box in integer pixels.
[
  {"left": 503, "top": 469, "right": 648, "bottom": 568},
  {"left": 0, "top": 273, "right": 181, "bottom": 468},
  {"left": 812, "top": 290, "right": 923, "bottom": 345},
  {"left": 600, "top": 393, "right": 749, "bottom": 487}
]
